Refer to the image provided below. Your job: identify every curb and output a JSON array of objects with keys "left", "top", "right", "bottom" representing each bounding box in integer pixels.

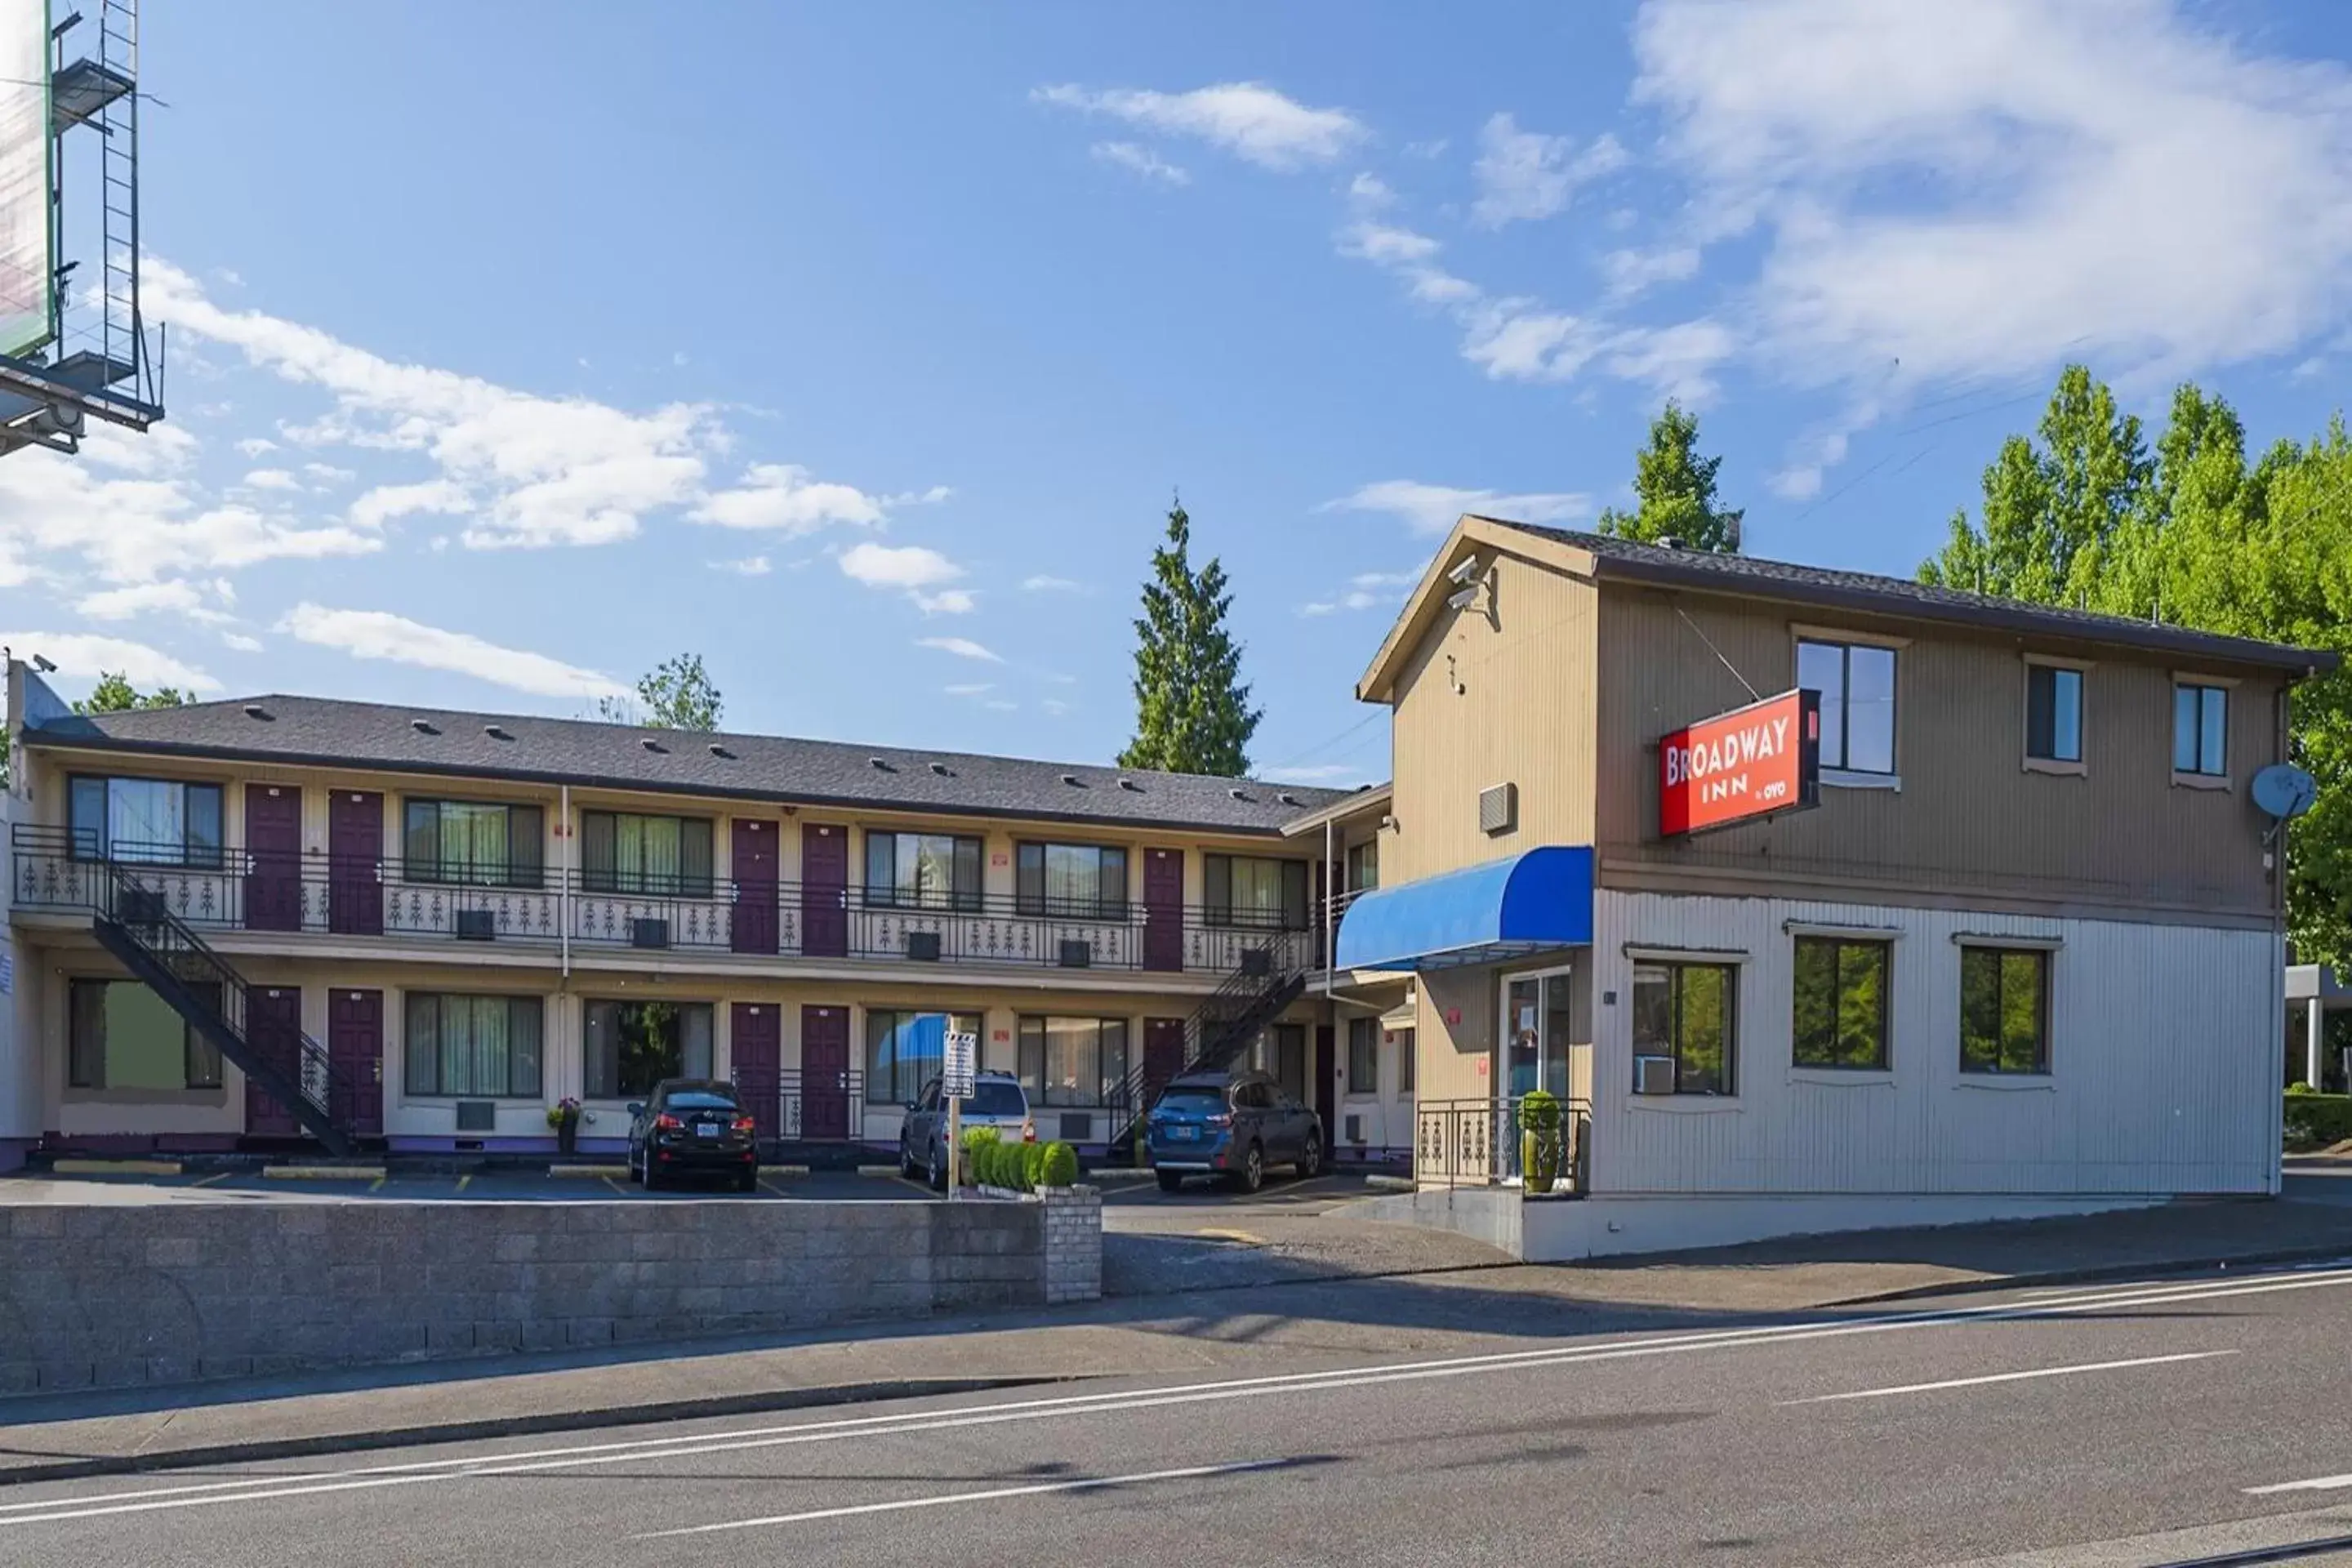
[
  {"left": 1820, "top": 1244, "right": 2352, "bottom": 1307},
  {"left": 262, "top": 1165, "right": 385, "bottom": 1182},
  {"left": 0, "top": 1374, "right": 1071, "bottom": 1490},
  {"left": 47, "top": 1159, "right": 181, "bottom": 1177},
  {"left": 545, "top": 1165, "right": 623, "bottom": 1179},
  {"left": 1363, "top": 1174, "right": 1417, "bottom": 1193}
]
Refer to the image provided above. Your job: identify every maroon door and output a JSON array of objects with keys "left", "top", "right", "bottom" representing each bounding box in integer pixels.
[
  {"left": 731, "top": 819, "right": 779, "bottom": 955},
  {"left": 1143, "top": 849, "right": 1183, "bottom": 972},
  {"left": 329, "top": 988, "right": 383, "bottom": 1138},
  {"left": 1314, "top": 1022, "right": 1337, "bottom": 1159},
  {"left": 800, "top": 1004, "right": 850, "bottom": 1140},
  {"left": 1143, "top": 1017, "right": 1186, "bottom": 1097},
  {"left": 243, "top": 786, "right": 303, "bottom": 933},
  {"left": 327, "top": 791, "right": 383, "bottom": 938},
  {"left": 801, "top": 823, "right": 848, "bottom": 959},
  {"left": 243, "top": 986, "right": 304, "bottom": 1135},
  {"left": 731, "top": 1002, "right": 782, "bottom": 1139}
]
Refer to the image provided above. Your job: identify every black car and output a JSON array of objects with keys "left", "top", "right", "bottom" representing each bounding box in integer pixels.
[
  {"left": 1145, "top": 1069, "right": 1323, "bottom": 1193},
  {"left": 626, "top": 1079, "right": 760, "bottom": 1192}
]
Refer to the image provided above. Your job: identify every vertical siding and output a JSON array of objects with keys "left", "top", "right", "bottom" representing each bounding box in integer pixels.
[{"left": 1588, "top": 889, "right": 2281, "bottom": 1196}]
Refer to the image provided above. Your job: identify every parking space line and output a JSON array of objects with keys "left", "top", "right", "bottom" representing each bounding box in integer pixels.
[
  {"left": 189, "top": 1173, "right": 229, "bottom": 1187},
  {"left": 454, "top": 1174, "right": 471, "bottom": 1194},
  {"left": 368, "top": 1178, "right": 385, "bottom": 1192},
  {"left": 601, "top": 1177, "right": 626, "bottom": 1196},
  {"left": 757, "top": 1178, "right": 788, "bottom": 1197},
  {"left": 892, "top": 1177, "right": 933, "bottom": 1197}
]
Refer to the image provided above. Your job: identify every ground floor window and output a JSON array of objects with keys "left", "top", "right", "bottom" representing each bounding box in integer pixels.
[
  {"left": 1960, "top": 946, "right": 2051, "bottom": 1076},
  {"left": 1241, "top": 1022, "right": 1307, "bottom": 1102},
  {"left": 68, "top": 978, "right": 220, "bottom": 1090},
  {"left": 866, "top": 1009, "right": 982, "bottom": 1105},
  {"left": 1791, "top": 936, "right": 1891, "bottom": 1070},
  {"left": 1018, "top": 1015, "right": 1129, "bottom": 1107},
  {"left": 1394, "top": 1025, "right": 1414, "bottom": 1094},
  {"left": 403, "top": 993, "right": 544, "bottom": 1098},
  {"left": 1346, "top": 1016, "right": 1379, "bottom": 1095},
  {"left": 584, "top": 999, "right": 714, "bottom": 1099},
  {"left": 1631, "top": 961, "right": 1735, "bottom": 1096}
]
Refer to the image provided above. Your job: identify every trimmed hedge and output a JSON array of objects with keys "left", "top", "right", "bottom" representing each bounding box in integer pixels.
[
  {"left": 1040, "top": 1142, "right": 1080, "bottom": 1188},
  {"left": 957, "top": 1137, "right": 1080, "bottom": 1192},
  {"left": 2284, "top": 1089, "right": 2352, "bottom": 1151}
]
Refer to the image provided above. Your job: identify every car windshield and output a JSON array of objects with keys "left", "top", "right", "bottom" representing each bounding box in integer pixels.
[
  {"left": 959, "top": 1082, "right": 1027, "bottom": 1118},
  {"left": 1156, "top": 1088, "right": 1226, "bottom": 1116},
  {"left": 663, "top": 1092, "right": 739, "bottom": 1111}
]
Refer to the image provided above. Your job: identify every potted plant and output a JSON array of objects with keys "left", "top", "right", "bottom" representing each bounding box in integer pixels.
[
  {"left": 1519, "top": 1089, "right": 1561, "bottom": 1195},
  {"left": 546, "top": 1096, "right": 582, "bottom": 1156}
]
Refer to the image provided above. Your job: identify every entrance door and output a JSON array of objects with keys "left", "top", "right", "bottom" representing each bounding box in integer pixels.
[
  {"left": 1314, "top": 1022, "right": 1337, "bottom": 1157},
  {"left": 731, "top": 820, "right": 778, "bottom": 955},
  {"left": 329, "top": 989, "right": 383, "bottom": 1138},
  {"left": 800, "top": 1004, "right": 851, "bottom": 1140},
  {"left": 731, "top": 1002, "right": 782, "bottom": 1139},
  {"left": 1143, "top": 1017, "right": 1186, "bottom": 1097},
  {"left": 801, "top": 824, "right": 847, "bottom": 959},
  {"left": 1502, "top": 967, "right": 1579, "bottom": 1101},
  {"left": 1143, "top": 849, "right": 1183, "bottom": 972},
  {"left": 243, "top": 986, "right": 304, "bottom": 1135},
  {"left": 327, "top": 791, "right": 383, "bottom": 938},
  {"left": 243, "top": 786, "right": 302, "bottom": 933}
]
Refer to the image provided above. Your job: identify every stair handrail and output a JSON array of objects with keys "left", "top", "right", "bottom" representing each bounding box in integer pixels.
[{"left": 1107, "top": 929, "right": 1310, "bottom": 1140}]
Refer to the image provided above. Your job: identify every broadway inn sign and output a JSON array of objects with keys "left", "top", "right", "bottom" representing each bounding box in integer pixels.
[{"left": 1658, "top": 688, "right": 1822, "bottom": 837}]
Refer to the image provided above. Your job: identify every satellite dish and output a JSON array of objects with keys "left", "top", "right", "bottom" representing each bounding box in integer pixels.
[{"left": 2251, "top": 764, "right": 2318, "bottom": 822}]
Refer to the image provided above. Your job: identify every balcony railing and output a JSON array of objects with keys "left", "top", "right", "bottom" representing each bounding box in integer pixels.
[
  {"left": 11, "top": 826, "right": 1315, "bottom": 977},
  {"left": 1415, "top": 1095, "right": 1592, "bottom": 1196}
]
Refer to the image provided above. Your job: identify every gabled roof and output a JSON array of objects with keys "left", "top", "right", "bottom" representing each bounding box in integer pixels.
[
  {"left": 22, "top": 693, "right": 1350, "bottom": 836},
  {"left": 1357, "top": 514, "right": 2339, "bottom": 702}
]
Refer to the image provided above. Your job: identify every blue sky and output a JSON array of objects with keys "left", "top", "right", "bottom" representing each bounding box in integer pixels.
[{"left": 3, "top": 0, "right": 2349, "bottom": 786}]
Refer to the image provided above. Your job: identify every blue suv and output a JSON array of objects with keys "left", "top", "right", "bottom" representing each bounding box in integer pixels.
[{"left": 1146, "top": 1069, "right": 1323, "bottom": 1194}]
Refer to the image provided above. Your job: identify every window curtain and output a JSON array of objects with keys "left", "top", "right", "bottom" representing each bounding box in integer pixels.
[{"left": 406, "top": 802, "right": 543, "bottom": 886}]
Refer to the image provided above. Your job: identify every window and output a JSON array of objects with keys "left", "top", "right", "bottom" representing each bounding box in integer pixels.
[
  {"left": 2025, "top": 664, "right": 2084, "bottom": 764},
  {"left": 2173, "top": 683, "right": 2228, "bottom": 777},
  {"left": 1395, "top": 1027, "right": 1414, "bottom": 1094},
  {"left": 1017, "top": 1015, "right": 1130, "bottom": 1107},
  {"left": 1797, "top": 638, "right": 1897, "bottom": 775},
  {"left": 403, "top": 800, "right": 544, "bottom": 888},
  {"left": 1244, "top": 1022, "right": 1307, "bottom": 1101},
  {"left": 1631, "top": 961, "right": 1735, "bottom": 1095},
  {"left": 1346, "top": 1016, "right": 1379, "bottom": 1094},
  {"left": 1015, "top": 842, "right": 1128, "bottom": 920},
  {"left": 580, "top": 812, "right": 714, "bottom": 897},
  {"left": 583, "top": 1000, "right": 713, "bottom": 1099},
  {"left": 1205, "top": 855, "right": 1309, "bottom": 929},
  {"left": 68, "top": 777, "right": 223, "bottom": 866},
  {"left": 68, "top": 978, "right": 220, "bottom": 1090},
  {"left": 1345, "top": 839, "right": 1379, "bottom": 893},
  {"left": 864, "top": 831, "right": 982, "bottom": 911},
  {"left": 1791, "top": 936, "right": 1891, "bottom": 1070},
  {"left": 403, "top": 994, "right": 544, "bottom": 1098},
  {"left": 865, "top": 1009, "right": 981, "bottom": 1105},
  {"left": 1960, "top": 947, "right": 2050, "bottom": 1076}
]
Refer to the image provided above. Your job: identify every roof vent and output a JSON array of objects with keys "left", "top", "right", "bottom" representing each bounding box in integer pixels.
[
  {"left": 1655, "top": 535, "right": 1683, "bottom": 550},
  {"left": 929, "top": 761, "right": 951, "bottom": 777},
  {"left": 1060, "top": 773, "right": 1083, "bottom": 787},
  {"left": 1277, "top": 791, "right": 1300, "bottom": 806},
  {"left": 242, "top": 703, "right": 273, "bottom": 721},
  {"left": 708, "top": 743, "right": 734, "bottom": 760},
  {"left": 639, "top": 737, "right": 667, "bottom": 754},
  {"left": 1117, "top": 777, "right": 1142, "bottom": 793},
  {"left": 410, "top": 719, "right": 439, "bottom": 736},
  {"left": 1228, "top": 787, "right": 1250, "bottom": 801},
  {"left": 869, "top": 756, "right": 895, "bottom": 772},
  {"left": 483, "top": 724, "right": 513, "bottom": 742}
]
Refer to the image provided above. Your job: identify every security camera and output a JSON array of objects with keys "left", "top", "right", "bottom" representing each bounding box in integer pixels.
[
  {"left": 30, "top": 653, "right": 55, "bottom": 673},
  {"left": 1446, "top": 555, "right": 1482, "bottom": 586},
  {"left": 1446, "top": 586, "right": 1478, "bottom": 611}
]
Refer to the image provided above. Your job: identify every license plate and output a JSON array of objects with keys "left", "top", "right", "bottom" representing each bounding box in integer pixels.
[
  {"left": 696, "top": 1124, "right": 719, "bottom": 1140},
  {"left": 1169, "top": 1125, "right": 1197, "bottom": 1142}
]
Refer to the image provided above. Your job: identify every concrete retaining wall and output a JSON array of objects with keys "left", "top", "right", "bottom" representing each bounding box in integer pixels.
[{"left": 0, "top": 1188, "right": 1102, "bottom": 1395}]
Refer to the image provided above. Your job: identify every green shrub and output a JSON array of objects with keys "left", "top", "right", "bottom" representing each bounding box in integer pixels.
[
  {"left": 1022, "top": 1141, "right": 1049, "bottom": 1191},
  {"left": 2283, "top": 1090, "right": 2352, "bottom": 1151},
  {"left": 980, "top": 1143, "right": 1009, "bottom": 1188},
  {"left": 2287, "top": 1081, "right": 2319, "bottom": 1096},
  {"left": 1519, "top": 1089, "right": 1562, "bottom": 1194},
  {"left": 1040, "top": 1142, "right": 1079, "bottom": 1188}
]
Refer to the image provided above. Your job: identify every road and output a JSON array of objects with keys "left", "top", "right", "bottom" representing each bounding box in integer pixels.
[{"left": 10, "top": 1262, "right": 2352, "bottom": 1566}]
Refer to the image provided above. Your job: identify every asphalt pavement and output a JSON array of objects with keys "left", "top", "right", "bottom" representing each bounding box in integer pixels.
[{"left": 11, "top": 1260, "right": 2352, "bottom": 1566}]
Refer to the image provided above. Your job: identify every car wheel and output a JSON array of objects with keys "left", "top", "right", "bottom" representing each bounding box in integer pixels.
[
  {"left": 898, "top": 1140, "right": 916, "bottom": 1179},
  {"left": 1298, "top": 1134, "right": 1323, "bottom": 1179},
  {"left": 929, "top": 1143, "right": 947, "bottom": 1192},
  {"left": 1228, "top": 1142, "right": 1264, "bottom": 1194},
  {"left": 1156, "top": 1169, "right": 1185, "bottom": 1194},
  {"left": 643, "top": 1156, "right": 663, "bottom": 1192},
  {"left": 629, "top": 1145, "right": 645, "bottom": 1185}
]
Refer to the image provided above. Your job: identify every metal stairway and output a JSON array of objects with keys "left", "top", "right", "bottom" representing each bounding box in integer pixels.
[
  {"left": 89, "top": 862, "right": 356, "bottom": 1156},
  {"left": 1107, "top": 947, "right": 1307, "bottom": 1154}
]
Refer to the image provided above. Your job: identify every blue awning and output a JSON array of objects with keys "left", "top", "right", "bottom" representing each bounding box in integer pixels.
[{"left": 1334, "top": 846, "right": 1594, "bottom": 972}]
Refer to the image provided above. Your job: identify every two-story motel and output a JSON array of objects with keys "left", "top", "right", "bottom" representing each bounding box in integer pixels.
[{"left": 0, "top": 512, "right": 2333, "bottom": 1258}]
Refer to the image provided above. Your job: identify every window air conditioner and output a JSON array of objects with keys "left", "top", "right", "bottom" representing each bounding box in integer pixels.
[
  {"left": 454, "top": 910, "right": 496, "bottom": 941},
  {"left": 1633, "top": 1055, "right": 1677, "bottom": 1096}
]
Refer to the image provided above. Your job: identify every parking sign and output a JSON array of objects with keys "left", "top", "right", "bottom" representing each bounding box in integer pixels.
[{"left": 942, "top": 1031, "right": 978, "bottom": 1100}]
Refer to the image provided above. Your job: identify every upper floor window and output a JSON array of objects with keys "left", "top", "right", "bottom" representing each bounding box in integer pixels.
[
  {"left": 1016, "top": 842, "right": 1128, "bottom": 920},
  {"left": 403, "top": 800, "right": 544, "bottom": 888},
  {"left": 1797, "top": 638, "right": 1896, "bottom": 776},
  {"left": 1205, "top": 854, "right": 1308, "bottom": 929},
  {"left": 2173, "top": 682, "right": 2229, "bottom": 777},
  {"left": 580, "top": 811, "right": 714, "bottom": 898},
  {"left": 2025, "top": 663, "right": 2084, "bottom": 765},
  {"left": 865, "top": 831, "right": 982, "bottom": 911},
  {"left": 69, "top": 776, "right": 222, "bottom": 867},
  {"left": 1345, "top": 839, "right": 1379, "bottom": 893}
]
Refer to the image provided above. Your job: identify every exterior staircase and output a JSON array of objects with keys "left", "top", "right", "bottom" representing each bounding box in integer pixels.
[
  {"left": 1107, "top": 944, "right": 1307, "bottom": 1155},
  {"left": 89, "top": 862, "right": 359, "bottom": 1156}
]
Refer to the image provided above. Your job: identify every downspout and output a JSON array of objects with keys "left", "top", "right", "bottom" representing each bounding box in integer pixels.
[
  {"left": 1324, "top": 817, "right": 1335, "bottom": 998},
  {"left": 559, "top": 783, "right": 571, "bottom": 981}
]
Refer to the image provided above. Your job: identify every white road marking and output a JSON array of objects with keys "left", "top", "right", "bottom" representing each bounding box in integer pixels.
[
  {"left": 1784, "top": 1349, "right": 2238, "bottom": 1404},
  {"left": 7, "top": 1264, "right": 2349, "bottom": 1529},
  {"left": 2244, "top": 1472, "right": 2352, "bottom": 1496},
  {"left": 632, "top": 1458, "right": 1290, "bottom": 1539}
]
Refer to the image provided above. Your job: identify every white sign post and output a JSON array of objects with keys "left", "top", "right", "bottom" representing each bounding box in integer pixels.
[{"left": 942, "top": 1030, "right": 978, "bottom": 1200}]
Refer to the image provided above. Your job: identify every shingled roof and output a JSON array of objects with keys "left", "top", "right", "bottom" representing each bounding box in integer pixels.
[
  {"left": 23, "top": 694, "right": 1354, "bottom": 836},
  {"left": 1485, "top": 519, "right": 2340, "bottom": 675}
]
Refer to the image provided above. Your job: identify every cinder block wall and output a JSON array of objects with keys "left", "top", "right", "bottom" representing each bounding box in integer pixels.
[{"left": 0, "top": 1193, "right": 1103, "bottom": 1395}]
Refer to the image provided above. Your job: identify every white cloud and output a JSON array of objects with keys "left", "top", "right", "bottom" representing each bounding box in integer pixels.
[
  {"left": 916, "top": 636, "right": 1002, "bottom": 663},
  {"left": 220, "top": 632, "right": 264, "bottom": 653},
  {"left": 242, "top": 467, "right": 302, "bottom": 492},
  {"left": 837, "top": 541, "right": 974, "bottom": 614},
  {"left": 74, "top": 580, "right": 237, "bottom": 626},
  {"left": 1322, "top": 480, "right": 1591, "bottom": 536},
  {"left": 278, "top": 603, "right": 626, "bottom": 701},
  {"left": 1092, "top": 140, "right": 1191, "bottom": 185},
  {"left": 1040, "top": 697, "right": 1070, "bottom": 716},
  {"left": 348, "top": 479, "right": 473, "bottom": 531},
  {"left": 0, "top": 632, "right": 218, "bottom": 692},
  {"left": 303, "top": 463, "right": 357, "bottom": 484},
  {"left": 234, "top": 436, "right": 277, "bottom": 458},
  {"left": 710, "top": 555, "right": 772, "bottom": 576},
  {"left": 943, "top": 682, "right": 994, "bottom": 696},
  {"left": 983, "top": 699, "right": 1018, "bottom": 712},
  {"left": 1297, "top": 567, "right": 1423, "bottom": 618},
  {"left": 691, "top": 462, "right": 889, "bottom": 533},
  {"left": 1471, "top": 114, "right": 1627, "bottom": 227},
  {"left": 1033, "top": 82, "right": 1367, "bottom": 171},
  {"left": 1021, "top": 575, "right": 1086, "bottom": 593}
]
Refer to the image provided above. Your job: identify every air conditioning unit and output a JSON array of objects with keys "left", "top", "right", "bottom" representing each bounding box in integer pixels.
[
  {"left": 454, "top": 1099, "right": 497, "bottom": 1132},
  {"left": 454, "top": 910, "right": 496, "bottom": 941},
  {"left": 1633, "top": 1055, "right": 1677, "bottom": 1096},
  {"left": 1240, "top": 947, "right": 1272, "bottom": 978},
  {"left": 905, "top": 930, "right": 942, "bottom": 962},
  {"left": 118, "top": 887, "right": 169, "bottom": 927},
  {"left": 1479, "top": 782, "right": 1518, "bottom": 835},
  {"left": 1058, "top": 939, "right": 1091, "bottom": 969},
  {"left": 630, "top": 918, "right": 671, "bottom": 950},
  {"left": 1058, "top": 1111, "right": 1094, "bottom": 1143}
]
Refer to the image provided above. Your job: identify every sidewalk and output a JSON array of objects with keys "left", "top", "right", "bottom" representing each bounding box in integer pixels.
[{"left": 4, "top": 1188, "right": 2347, "bottom": 1487}]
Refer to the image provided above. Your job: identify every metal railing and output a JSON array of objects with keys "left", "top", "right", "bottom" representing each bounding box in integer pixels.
[{"left": 1414, "top": 1096, "right": 1592, "bottom": 1196}]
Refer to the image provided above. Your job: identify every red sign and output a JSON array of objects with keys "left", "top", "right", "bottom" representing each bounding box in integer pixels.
[{"left": 1659, "top": 688, "right": 1820, "bottom": 837}]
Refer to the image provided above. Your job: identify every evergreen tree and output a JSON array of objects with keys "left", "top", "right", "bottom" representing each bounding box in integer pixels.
[
  {"left": 1596, "top": 399, "right": 1744, "bottom": 552},
  {"left": 597, "top": 653, "right": 723, "bottom": 730},
  {"left": 1118, "top": 497, "right": 1260, "bottom": 777},
  {"left": 74, "top": 671, "right": 189, "bottom": 714}
]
